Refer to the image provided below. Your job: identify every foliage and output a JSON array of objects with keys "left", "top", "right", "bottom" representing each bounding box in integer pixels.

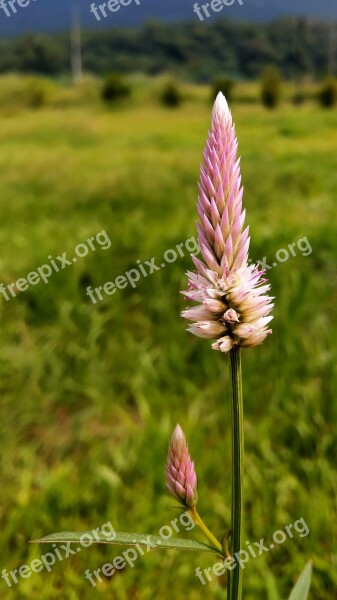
[
  {"left": 318, "top": 77, "right": 337, "bottom": 108},
  {"left": 261, "top": 66, "right": 282, "bottom": 109},
  {"left": 101, "top": 72, "right": 131, "bottom": 104},
  {"left": 0, "top": 74, "right": 56, "bottom": 110},
  {"left": 159, "top": 80, "right": 183, "bottom": 107},
  {"left": 288, "top": 561, "right": 312, "bottom": 600},
  {"left": 34, "top": 531, "right": 217, "bottom": 553},
  {"left": 211, "top": 78, "right": 235, "bottom": 103},
  {"left": 23, "top": 77, "right": 50, "bottom": 108},
  {"left": 0, "top": 18, "right": 334, "bottom": 81}
]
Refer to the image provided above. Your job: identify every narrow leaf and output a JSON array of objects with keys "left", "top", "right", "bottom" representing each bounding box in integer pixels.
[
  {"left": 264, "top": 569, "right": 281, "bottom": 600},
  {"left": 31, "top": 531, "right": 219, "bottom": 554},
  {"left": 288, "top": 561, "right": 312, "bottom": 600}
]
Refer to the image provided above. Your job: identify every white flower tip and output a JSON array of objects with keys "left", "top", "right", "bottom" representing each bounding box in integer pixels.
[
  {"left": 212, "top": 92, "right": 231, "bottom": 122},
  {"left": 173, "top": 423, "right": 184, "bottom": 439},
  {"left": 170, "top": 424, "right": 186, "bottom": 451}
]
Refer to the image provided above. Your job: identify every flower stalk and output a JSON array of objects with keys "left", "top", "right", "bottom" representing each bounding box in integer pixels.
[
  {"left": 189, "top": 508, "right": 224, "bottom": 555},
  {"left": 229, "top": 345, "right": 243, "bottom": 600}
]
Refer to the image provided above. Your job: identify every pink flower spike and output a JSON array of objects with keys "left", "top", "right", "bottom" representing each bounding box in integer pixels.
[
  {"left": 166, "top": 424, "right": 198, "bottom": 510},
  {"left": 181, "top": 93, "right": 273, "bottom": 352}
]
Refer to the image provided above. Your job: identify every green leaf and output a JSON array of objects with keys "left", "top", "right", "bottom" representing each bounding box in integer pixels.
[
  {"left": 288, "top": 561, "right": 312, "bottom": 600},
  {"left": 264, "top": 568, "right": 282, "bottom": 600},
  {"left": 31, "top": 531, "right": 219, "bottom": 554}
]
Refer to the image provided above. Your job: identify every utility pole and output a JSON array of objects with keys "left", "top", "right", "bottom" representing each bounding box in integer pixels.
[{"left": 71, "top": 2, "right": 83, "bottom": 84}]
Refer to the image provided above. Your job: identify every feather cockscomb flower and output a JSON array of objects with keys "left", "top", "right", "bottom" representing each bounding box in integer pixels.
[
  {"left": 166, "top": 424, "right": 198, "bottom": 510},
  {"left": 181, "top": 93, "right": 273, "bottom": 353}
]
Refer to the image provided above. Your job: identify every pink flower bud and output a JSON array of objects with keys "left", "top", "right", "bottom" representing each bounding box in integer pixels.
[{"left": 166, "top": 424, "right": 198, "bottom": 509}]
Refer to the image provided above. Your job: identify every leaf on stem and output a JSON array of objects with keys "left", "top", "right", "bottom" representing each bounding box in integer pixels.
[{"left": 31, "top": 531, "right": 219, "bottom": 554}]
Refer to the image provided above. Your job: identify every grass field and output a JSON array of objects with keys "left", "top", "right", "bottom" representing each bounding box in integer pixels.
[{"left": 0, "top": 82, "right": 336, "bottom": 599}]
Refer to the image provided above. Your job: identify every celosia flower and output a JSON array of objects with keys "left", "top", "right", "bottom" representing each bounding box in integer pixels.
[
  {"left": 182, "top": 93, "right": 273, "bottom": 352},
  {"left": 166, "top": 424, "right": 197, "bottom": 510}
]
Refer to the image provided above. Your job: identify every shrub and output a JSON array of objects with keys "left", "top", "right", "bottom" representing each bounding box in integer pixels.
[
  {"left": 159, "top": 81, "right": 183, "bottom": 108},
  {"left": 318, "top": 77, "right": 337, "bottom": 108},
  {"left": 101, "top": 73, "right": 130, "bottom": 104},
  {"left": 24, "top": 78, "right": 50, "bottom": 108},
  {"left": 0, "top": 75, "right": 56, "bottom": 111},
  {"left": 211, "top": 78, "right": 235, "bottom": 103},
  {"left": 260, "top": 67, "right": 282, "bottom": 109}
]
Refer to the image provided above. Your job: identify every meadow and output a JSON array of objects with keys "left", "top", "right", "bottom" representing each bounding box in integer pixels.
[{"left": 0, "top": 78, "right": 336, "bottom": 599}]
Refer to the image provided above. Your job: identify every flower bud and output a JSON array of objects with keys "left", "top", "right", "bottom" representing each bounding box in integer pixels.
[{"left": 166, "top": 424, "right": 198, "bottom": 510}]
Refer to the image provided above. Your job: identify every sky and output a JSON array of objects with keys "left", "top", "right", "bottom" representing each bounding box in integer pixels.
[{"left": 0, "top": 0, "right": 336, "bottom": 37}]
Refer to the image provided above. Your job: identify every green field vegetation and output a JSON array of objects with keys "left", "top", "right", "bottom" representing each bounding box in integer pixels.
[
  {"left": 0, "top": 78, "right": 336, "bottom": 600},
  {"left": 0, "top": 73, "right": 327, "bottom": 112}
]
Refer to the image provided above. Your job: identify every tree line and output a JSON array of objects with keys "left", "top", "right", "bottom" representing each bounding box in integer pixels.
[{"left": 0, "top": 17, "right": 334, "bottom": 80}]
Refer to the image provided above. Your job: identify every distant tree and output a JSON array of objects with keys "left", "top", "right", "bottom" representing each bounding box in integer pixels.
[
  {"left": 211, "top": 78, "right": 235, "bottom": 103},
  {"left": 14, "top": 35, "right": 65, "bottom": 75},
  {"left": 318, "top": 77, "right": 337, "bottom": 108},
  {"left": 261, "top": 66, "right": 282, "bottom": 109},
  {"left": 101, "top": 73, "right": 130, "bottom": 104},
  {"left": 159, "top": 81, "right": 183, "bottom": 108}
]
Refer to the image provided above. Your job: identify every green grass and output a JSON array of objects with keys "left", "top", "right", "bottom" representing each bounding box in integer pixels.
[{"left": 0, "top": 86, "right": 336, "bottom": 599}]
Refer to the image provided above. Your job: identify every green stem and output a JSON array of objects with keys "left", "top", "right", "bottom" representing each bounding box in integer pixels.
[
  {"left": 189, "top": 508, "right": 223, "bottom": 555},
  {"left": 229, "top": 346, "right": 244, "bottom": 600}
]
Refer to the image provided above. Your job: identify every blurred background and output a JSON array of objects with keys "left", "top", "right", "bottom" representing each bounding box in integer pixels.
[{"left": 0, "top": 0, "right": 336, "bottom": 598}]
